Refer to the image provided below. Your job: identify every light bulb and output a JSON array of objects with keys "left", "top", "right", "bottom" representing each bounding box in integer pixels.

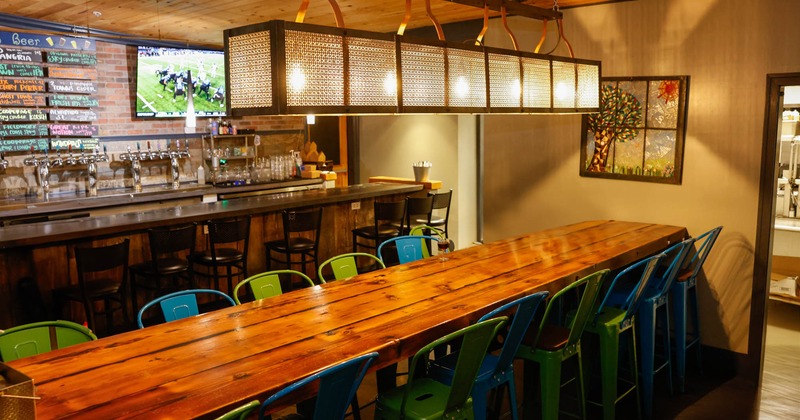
[
  {"left": 555, "top": 82, "right": 574, "bottom": 103},
  {"left": 384, "top": 72, "right": 397, "bottom": 95},
  {"left": 289, "top": 67, "right": 306, "bottom": 92},
  {"left": 455, "top": 76, "right": 469, "bottom": 98},
  {"left": 511, "top": 79, "right": 521, "bottom": 99},
  {"left": 306, "top": 114, "right": 316, "bottom": 125}
]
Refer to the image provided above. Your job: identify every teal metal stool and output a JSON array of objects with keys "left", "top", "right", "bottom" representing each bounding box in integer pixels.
[
  {"left": 516, "top": 270, "right": 608, "bottom": 420},
  {"left": 672, "top": 226, "right": 722, "bottom": 392},
  {"left": 428, "top": 292, "right": 549, "bottom": 420},
  {"left": 257, "top": 352, "right": 378, "bottom": 420},
  {"left": 137, "top": 289, "right": 236, "bottom": 328}
]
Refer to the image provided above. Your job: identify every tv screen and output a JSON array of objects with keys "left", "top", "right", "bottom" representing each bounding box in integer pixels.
[{"left": 135, "top": 46, "right": 226, "bottom": 118}]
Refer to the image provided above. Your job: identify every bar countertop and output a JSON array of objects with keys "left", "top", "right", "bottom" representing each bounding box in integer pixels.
[
  {"left": 0, "top": 183, "right": 421, "bottom": 250},
  {"left": 0, "top": 178, "right": 325, "bottom": 221}
]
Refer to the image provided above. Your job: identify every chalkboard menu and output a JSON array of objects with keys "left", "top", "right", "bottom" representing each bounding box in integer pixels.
[{"left": 0, "top": 31, "right": 99, "bottom": 153}]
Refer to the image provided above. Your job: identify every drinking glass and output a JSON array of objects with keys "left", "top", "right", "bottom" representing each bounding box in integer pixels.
[{"left": 437, "top": 238, "right": 450, "bottom": 262}]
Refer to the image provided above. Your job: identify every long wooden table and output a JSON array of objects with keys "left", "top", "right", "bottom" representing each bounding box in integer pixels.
[{"left": 7, "top": 220, "right": 686, "bottom": 419}]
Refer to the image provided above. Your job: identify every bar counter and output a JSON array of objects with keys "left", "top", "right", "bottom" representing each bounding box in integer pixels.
[
  {"left": 0, "top": 183, "right": 420, "bottom": 249},
  {"left": 7, "top": 220, "right": 687, "bottom": 419},
  {"left": 0, "top": 183, "right": 421, "bottom": 327}
]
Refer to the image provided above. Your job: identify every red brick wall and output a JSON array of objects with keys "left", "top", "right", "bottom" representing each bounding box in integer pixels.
[{"left": 94, "top": 42, "right": 304, "bottom": 137}]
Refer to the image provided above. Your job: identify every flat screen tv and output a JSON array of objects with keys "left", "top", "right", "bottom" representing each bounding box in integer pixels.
[{"left": 135, "top": 46, "right": 226, "bottom": 118}]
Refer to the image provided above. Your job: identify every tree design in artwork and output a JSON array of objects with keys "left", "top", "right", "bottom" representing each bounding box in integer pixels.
[{"left": 586, "top": 84, "right": 643, "bottom": 172}]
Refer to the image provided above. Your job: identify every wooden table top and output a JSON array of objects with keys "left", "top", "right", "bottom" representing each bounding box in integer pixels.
[{"left": 7, "top": 220, "right": 686, "bottom": 419}]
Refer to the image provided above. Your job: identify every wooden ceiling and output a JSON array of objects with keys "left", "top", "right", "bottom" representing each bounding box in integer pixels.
[{"left": 0, "top": 0, "right": 624, "bottom": 48}]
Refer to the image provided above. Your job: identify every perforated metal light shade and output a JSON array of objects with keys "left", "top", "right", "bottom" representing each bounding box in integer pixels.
[{"left": 224, "top": 20, "right": 600, "bottom": 115}]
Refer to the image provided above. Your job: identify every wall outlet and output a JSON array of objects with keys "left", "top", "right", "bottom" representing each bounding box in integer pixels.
[{"left": 351, "top": 201, "right": 360, "bottom": 210}]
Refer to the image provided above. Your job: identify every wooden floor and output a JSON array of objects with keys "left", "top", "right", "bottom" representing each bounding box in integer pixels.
[{"left": 760, "top": 300, "right": 800, "bottom": 419}]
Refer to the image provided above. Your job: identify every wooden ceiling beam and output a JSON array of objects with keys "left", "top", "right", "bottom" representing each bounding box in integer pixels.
[{"left": 445, "top": 0, "right": 562, "bottom": 21}]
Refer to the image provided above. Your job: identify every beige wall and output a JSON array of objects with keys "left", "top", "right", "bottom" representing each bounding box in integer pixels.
[
  {"left": 357, "top": 115, "right": 467, "bottom": 246},
  {"left": 482, "top": 0, "right": 800, "bottom": 353}
]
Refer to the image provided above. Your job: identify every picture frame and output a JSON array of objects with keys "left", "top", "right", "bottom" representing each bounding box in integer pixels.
[{"left": 579, "top": 75, "right": 689, "bottom": 184}]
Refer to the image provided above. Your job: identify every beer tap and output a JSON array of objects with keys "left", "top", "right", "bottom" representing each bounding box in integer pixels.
[
  {"left": 101, "top": 144, "right": 110, "bottom": 162},
  {"left": 0, "top": 152, "right": 8, "bottom": 170},
  {"left": 51, "top": 146, "right": 64, "bottom": 167},
  {"left": 37, "top": 148, "right": 51, "bottom": 194},
  {"left": 169, "top": 139, "right": 181, "bottom": 189},
  {"left": 87, "top": 145, "right": 106, "bottom": 196},
  {"left": 64, "top": 144, "right": 77, "bottom": 166},
  {"left": 23, "top": 146, "right": 39, "bottom": 167},
  {"left": 120, "top": 145, "right": 132, "bottom": 161},
  {"left": 147, "top": 141, "right": 158, "bottom": 160},
  {"left": 137, "top": 142, "right": 148, "bottom": 161},
  {"left": 158, "top": 142, "right": 169, "bottom": 160},
  {"left": 182, "top": 139, "right": 191, "bottom": 158},
  {"left": 77, "top": 144, "right": 88, "bottom": 165}
]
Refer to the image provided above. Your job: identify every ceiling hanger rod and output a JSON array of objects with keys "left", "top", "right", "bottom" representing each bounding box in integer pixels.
[{"left": 445, "top": 0, "right": 562, "bottom": 21}]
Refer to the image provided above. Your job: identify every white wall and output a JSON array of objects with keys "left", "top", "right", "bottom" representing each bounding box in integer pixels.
[{"left": 481, "top": 0, "right": 800, "bottom": 353}]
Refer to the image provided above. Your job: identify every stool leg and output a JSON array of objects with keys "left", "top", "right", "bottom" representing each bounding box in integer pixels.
[
  {"left": 638, "top": 304, "right": 656, "bottom": 419},
  {"left": 689, "top": 282, "right": 703, "bottom": 374},
  {"left": 539, "top": 356, "right": 563, "bottom": 420},
  {"left": 672, "top": 282, "right": 688, "bottom": 393},
  {"left": 658, "top": 300, "right": 674, "bottom": 396},
  {"left": 598, "top": 327, "right": 619, "bottom": 420}
]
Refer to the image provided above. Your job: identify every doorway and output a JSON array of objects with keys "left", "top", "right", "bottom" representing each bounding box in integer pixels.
[{"left": 752, "top": 74, "right": 800, "bottom": 415}]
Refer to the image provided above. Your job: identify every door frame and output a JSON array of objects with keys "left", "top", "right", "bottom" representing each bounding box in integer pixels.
[{"left": 750, "top": 72, "right": 800, "bottom": 382}]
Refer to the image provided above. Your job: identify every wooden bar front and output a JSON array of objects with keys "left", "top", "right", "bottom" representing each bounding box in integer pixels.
[
  {"left": 0, "top": 184, "right": 420, "bottom": 328},
  {"left": 8, "top": 220, "right": 686, "bottom": 419}
]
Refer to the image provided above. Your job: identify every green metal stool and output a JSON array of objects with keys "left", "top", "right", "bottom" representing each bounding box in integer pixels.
[
  {"left": 232, "top": 269, "right": 316, "bottom": 304},
  {"left": 215, "top": 400, "right": 260, "bottom": 420},
  {"left": 0, "top": 320, "right": 97, "bottom": 362},
  {"left": 317, "top": 252, "right": 385, "bottom": 283},
  {"left": 375, "top": 317, "right": 508, "bottom": 420},
  {"left": 516, "top": 270, "right": 608, "bottom": 420},
  {"left": 583, "top": 253, "right": 664, "bottom": 420}
]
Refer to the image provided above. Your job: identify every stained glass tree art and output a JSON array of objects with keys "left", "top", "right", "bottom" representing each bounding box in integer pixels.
[{"left": 586, "top": 84, "right": 643, "bottom": 172}]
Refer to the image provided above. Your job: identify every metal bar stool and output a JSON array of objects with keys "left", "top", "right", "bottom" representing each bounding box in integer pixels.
[
  {"left": 352, "top": 200, "right": 406, "bottom": 254},
  {"left": 265, "top": 208, "right": 323, "bottom": 280},
  {"left": 189, "top": 216, "right": 251, "bottom": 294},
  {"left": 129, "top": 224, "right": 196, "bottom": 315},
  {"left": 53, "top": 239, "right": 131, "bottom": 336}
]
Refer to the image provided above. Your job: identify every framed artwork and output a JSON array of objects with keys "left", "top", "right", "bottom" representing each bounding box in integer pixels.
[{"left": 580, "top": 76, "right": 689, "bottom": 184}]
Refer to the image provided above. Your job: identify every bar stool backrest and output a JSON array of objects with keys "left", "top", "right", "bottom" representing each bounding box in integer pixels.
[
  {"left": 595, "top": 253, "right": 665, "bottom": 326},
  {"left": 232, "top": 270, "right": 316, "bottom": 304},
  {"left": 258, "top": 352, "right": 379, "bottom": 420},
  {"left": 282, "top": 208, "right": 322, "bottom": 247},
  {"left": 374, "top": 200, "right": 406, "bottom": 234},
  {"left": 404, "top": 196, "right": 434, "bottom": 232},
  {"left": 682, "top": 226, "right": 723, "bottom": 280},
  {"left": 147, "top": 224, "right": 196, "bottom": 269},
  {"left": 0, "top": 320, "right": 97, "bottom": 362},
  {"left": 76, "top": 239, "right": 130, "bottom": 277},
  {"left": 317, "top": 252, "right": 386, "bottom": 283},
  {"left": 207, "top": 216, "right": 251, "bottom": 258},
  {"left": 137, "top": 289, "right": 235, "bottom": 328},
  {"left": 377, "top": 235, "right": 440, "bottom": 265},
  {"left": 651, "top": 238, "right": 696, "bottom": 297}
]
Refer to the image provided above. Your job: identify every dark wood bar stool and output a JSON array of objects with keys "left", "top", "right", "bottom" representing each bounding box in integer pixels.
[
  {"left": 129, "top": 224, "right": 196, "bottom": 315},
  {"left": 189, "top": 216, "right": 251, "bottom": 294},
  {"left": 53, "top": 239, "right": 131, "bottom": 336},
  {"left": 352, "top": 200, "right": 406, "bottom": 254},
  {"left": 265, "top": 208, "right": 323, "bottom": 280}
]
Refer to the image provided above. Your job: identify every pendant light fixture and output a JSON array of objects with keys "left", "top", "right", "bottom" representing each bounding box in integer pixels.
[{"left": 224, "top": 0, "right": 600, "bottom": 116}]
